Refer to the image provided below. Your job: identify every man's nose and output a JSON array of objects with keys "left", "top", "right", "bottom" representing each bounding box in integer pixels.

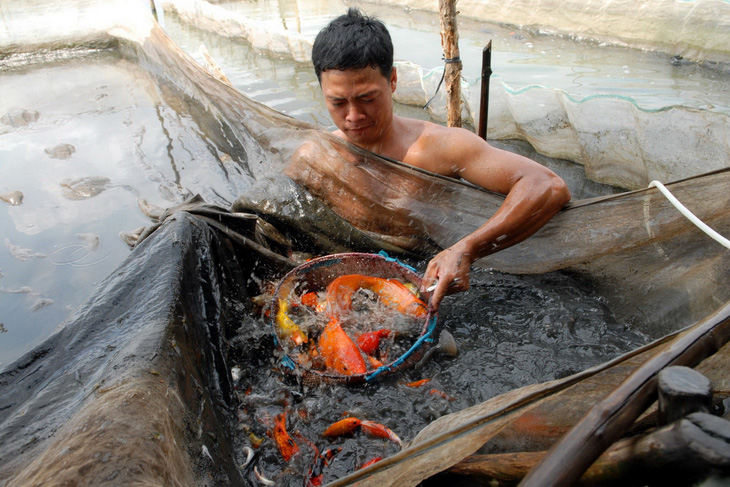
[{"left": 345, "top": 104, "right": 365, "bottom": 122}]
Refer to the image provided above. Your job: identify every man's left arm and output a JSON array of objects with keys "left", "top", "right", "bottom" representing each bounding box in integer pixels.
[{"left": 420, "top": 128, "right": 571, "bottom": 310}]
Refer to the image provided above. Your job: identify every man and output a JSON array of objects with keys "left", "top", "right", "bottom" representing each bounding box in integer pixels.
[{"left": 308, "top": 8, "right": 570, "bottom": 311}]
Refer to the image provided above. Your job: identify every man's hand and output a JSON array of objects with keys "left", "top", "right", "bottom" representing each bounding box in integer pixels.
[{"left": 420, "top": 245, "right": 472, "bottom": 312}]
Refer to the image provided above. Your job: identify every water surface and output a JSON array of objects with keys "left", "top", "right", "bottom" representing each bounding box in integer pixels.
[{"left": 0, "top": 49, "right": 251, "bottom": 368}]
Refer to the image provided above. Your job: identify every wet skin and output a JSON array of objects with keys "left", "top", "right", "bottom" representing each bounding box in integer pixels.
[{"left": 319, "top": 66, "right": 571, "bottom": 311}]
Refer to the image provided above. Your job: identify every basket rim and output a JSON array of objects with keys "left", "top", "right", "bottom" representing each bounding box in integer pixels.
[{"left": 268, "top": 252, "right": 437, "bottom": 383}]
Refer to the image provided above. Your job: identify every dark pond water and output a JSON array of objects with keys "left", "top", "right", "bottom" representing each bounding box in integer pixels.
[{"left": 228, "top": 266, "right": 649, "bottom": 486}]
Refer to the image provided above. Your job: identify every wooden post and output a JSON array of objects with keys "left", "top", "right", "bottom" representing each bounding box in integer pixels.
[
  {"left": 439, "top": 0, "right": 462, "bottom": 127},
  {"left": 478, "top": 41, "right": 492, "bottom": 140},
  {"left": 657, "top": 366, "right": 712, "bottom": 426},
  {"left": 446, "top": 412, "right": 730, "bottom": 485}
]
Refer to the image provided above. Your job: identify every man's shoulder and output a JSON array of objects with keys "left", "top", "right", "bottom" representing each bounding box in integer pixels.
[
  {"left": 400, "top": 117, "right": 474, "bottom": 139},
  {"left": 398, "top": 116, "right": 439, "bottom": 134},
  {"left": 398, "top": 117, "right": 449, "bottom": 147},
  {"left": 403, "top": 118, "right": 483, "bottom": 155}
]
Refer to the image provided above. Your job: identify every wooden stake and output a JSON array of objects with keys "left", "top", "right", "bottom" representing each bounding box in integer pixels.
[
  {"left": 478, "top": 41, "right": 492, "bottom": 140},
  {"left": 438, "top": 0, "right": 462, "bottom": 127}
]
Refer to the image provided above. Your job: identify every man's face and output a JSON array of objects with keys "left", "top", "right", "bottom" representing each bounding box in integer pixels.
[{"left": 320, "top": 66, "right": 397, "bottom": 147}]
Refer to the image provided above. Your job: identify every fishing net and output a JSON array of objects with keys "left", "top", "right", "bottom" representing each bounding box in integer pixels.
[
  {"left": 283, "top": 145, "right": 730, "bottom": 335},
  {"left": 1, "top": 1, "right": 729, "bottom": 486}
]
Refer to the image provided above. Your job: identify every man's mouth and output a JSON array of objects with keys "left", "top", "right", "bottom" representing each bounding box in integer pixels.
[{"left": 348, "top": 125, "right": 370, "bottom": 135}]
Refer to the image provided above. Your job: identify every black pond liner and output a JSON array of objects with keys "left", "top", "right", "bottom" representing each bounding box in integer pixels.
[{"left": 267, "top": 252, "right": 438, "bottom": 385}]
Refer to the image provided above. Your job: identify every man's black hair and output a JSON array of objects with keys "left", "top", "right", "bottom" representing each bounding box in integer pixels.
[{"left": 311, "top": 8, "right": 393, "bottom": 82}]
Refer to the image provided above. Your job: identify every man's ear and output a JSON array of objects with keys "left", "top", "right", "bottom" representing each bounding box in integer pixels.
[{"left": 390, "top": 67, "right": 397, "bottom": 93}]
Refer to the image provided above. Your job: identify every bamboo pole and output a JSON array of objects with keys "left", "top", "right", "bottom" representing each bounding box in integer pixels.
[{"left": 438, "top": 0, "right": 462, "bottom": 127}]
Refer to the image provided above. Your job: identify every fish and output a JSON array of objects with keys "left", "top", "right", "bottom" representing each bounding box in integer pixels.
[
  {"left": 359, "top": 456, "right": 383, "bottom": 469},
  {"left": 429, "top": 389, "right": 455, "bottom": 401},
  {"left": 305, "top": 445, "right": 340, "bottom": 487},
  {"left": 405, "top": 378, "right": 431, "bottom": 388},
  {"left": 322, "top": 417, "right": 402, "bottom": 446},
  {"left": 269, "top": 412, "right": 299, "bottom": 461},
  {"left": 254, "top": 466, "right": 275, "bottom": 485},
  {"left": 240, "top": 446, "right": 255, "bottom": 468},
  {"left": 364, "top": 354, "right": 384, "bottom": 369},
  {"left": 280, "top": 274, "right": 425, "bottom": 376},
  {"left": 322, "top": 417, "right": 361, "bottom": 437},
  {"left": 276, "top": 299, "right": 307, "bottom": 346},
  {"left": 325, "top": 274, "right": 427, "bottom": 319},
  {"left": 318, "top": 318, "right": 366, "bottom": 375},
  {"left": 301, "top": 291, "right": 324, "bottom": 311},
  {"left": 356, "top": 329, "right": 391, "bottom": 356},
  {"left": 359, "top": 420, "right": 403, "bottom": 446}
]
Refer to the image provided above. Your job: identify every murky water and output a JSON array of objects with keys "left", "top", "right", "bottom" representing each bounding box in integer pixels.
[
  {"left": 0, "top": 50, "right": 252, "bottom": 368},
  {"left": 229, "top": 266, "right": 649, "bottom": 485}
]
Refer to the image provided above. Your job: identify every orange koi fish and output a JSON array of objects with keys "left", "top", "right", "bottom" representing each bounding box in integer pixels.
[
  {"left": 270, "top": 412, "right": 299, "bottom": 461},
  {"left": 429, "top": 389, "right": 455, "bottom": 401},
  {"left": 322, "top": 417, "right": 361, "bottom": 437},
  {"left": 322, "top": 417, "right": 402, "bottom": 446},
  {"left": 325, "top": 275, "right": 427, "bottom": 319},
  {"left": 318, "top": 318, "right": 367, "bottom": 375},
  {"left": 359, "top": 457, "right": 383, "bottom": 470},
  {"left": 405, "top": 378, "right": 431, "bottom": 388},
  {"left": 301, "top": 291, "right": 320, "bottom": 309},
  {"left": 364, "top": 354, "right": 384, "bottom": 369},
  {"left": 360, "top": 420, "right": 403, "bottom": 446},
  {"left": 356, "top": 329, "right": 391, "bottom": 356},
  {"left": 306, "top": 446, "right": 340, "bottom": 487}
]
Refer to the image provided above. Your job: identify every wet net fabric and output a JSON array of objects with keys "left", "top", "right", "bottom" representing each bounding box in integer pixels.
[
  {"left": 2, "top": 1, "right": 729, "bottom": 486},
  {"left": 273, "top": 138, "right": 730, "bottom": 333}
]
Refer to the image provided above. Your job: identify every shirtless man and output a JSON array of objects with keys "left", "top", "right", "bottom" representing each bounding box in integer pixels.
[{"left": 309, "top": 8, "right": 571, "bottom": 310}]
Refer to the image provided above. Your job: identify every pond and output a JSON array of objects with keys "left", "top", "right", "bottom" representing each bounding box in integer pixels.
[
  {"left": 229, "top": 264, "right": 649, "bottom": 485},
  {"left": 163, "top": 0, "right": 730, "bottom": 118},
  {"left": 0, "top": 48, "right": 252, "bottom": 368}
]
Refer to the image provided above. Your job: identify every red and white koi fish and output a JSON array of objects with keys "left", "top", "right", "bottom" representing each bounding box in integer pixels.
[{"left": 322, "top": 417, "right": 402, "bottom": 446}]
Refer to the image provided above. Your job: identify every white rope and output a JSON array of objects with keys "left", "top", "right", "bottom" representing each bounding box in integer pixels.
[{"left": 648, "top": 180, "right": 730, "bottom": 250}]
